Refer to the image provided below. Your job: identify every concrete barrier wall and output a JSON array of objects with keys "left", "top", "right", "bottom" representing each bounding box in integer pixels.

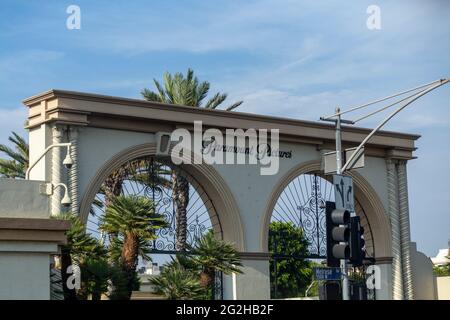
[
  {"left": 0, "top": 178, "right": 68, "bottom": 300},
  {"left": 436, "top": 276, "right": 450, "bottom": 300},
  {"left": 0, "top": 179, "right": 49, "bottom": 218},
  {"left": 410, "top": 242, "right": 436, "bottom": 300}
]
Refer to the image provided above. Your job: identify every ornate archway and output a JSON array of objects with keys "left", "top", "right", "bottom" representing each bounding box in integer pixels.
[
  {"left": 262, "top": 160, "right": 392, "bottom": 299},
  {"left": 79, "top": 143, "right": 245, "bottom": 251},
  {"left": 85, "top": 156, "right": 223, "bottom": 252},
  {"left": 261, "top": 160, "right": 392, "bottom": 258},
  {"left": 269, "top": 172, "right": 375, "bottom": 259}
]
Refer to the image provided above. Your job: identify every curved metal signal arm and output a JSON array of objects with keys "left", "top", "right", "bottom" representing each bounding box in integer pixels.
[{"left": 341, "top": 78, "right": 450, "bottom": 173}]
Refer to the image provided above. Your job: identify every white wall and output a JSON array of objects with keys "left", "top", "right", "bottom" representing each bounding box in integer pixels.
[
  {"left": 28, "top": 124, "right": 51, "bottom": 181},
  {"left": 77, "top": 127, "right": 156, "bottom": 200},
  {"left": 0, "top": 242, "right": 58, "bottom": 300},
  {"left": 410, "top": 242, "right": 436, "bottom": 300},
  {"left": 435, "top": 276, "right": 450, "bottom": 300},
  {"left": 0, "top": 179, "right": 49, "bottom": 218},
  {"left": 232, "top": 259, "right": 271, "bottom": 300}
]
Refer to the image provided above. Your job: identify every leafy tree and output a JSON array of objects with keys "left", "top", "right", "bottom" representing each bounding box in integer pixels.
[
  {"left": 98, "top": 195, "right": 167, "bottom": 299},
  {"left": 0, "top": 131, "right": 28, "bottom": 178},
  {"left": 269, "top": 221, "right": 313, "bottom": 299},
  {"left": 141, "top": 69, "right": 243, "bottom": 251}
]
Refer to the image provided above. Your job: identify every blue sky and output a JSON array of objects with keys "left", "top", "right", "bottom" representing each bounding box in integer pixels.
[{"left": 0, "top": 0, "right": 449, "bottom": 256}]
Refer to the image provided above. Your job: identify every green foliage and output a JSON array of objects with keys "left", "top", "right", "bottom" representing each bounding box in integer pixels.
[
  {"left": 78, "top": 257, "right": 112, "bottom": 300},
  {"left": 99, "top": 195, "right": 167, "bottom": 241},
  {"left": 434, "top": 245, "right": 450, "bottom": 277},
  {"left": 151, "top": 256, "right": 206, "bottom": 300},
  {"left": 59, "top": 213, "right": 106, "bottom": 263},
  {"left": 190, "top": 230, "right": 243, "bottom": 276},
  {"left": 98, "top": 195, "right": 167, "bottom": 299},
  {"left": 108, "top": 264, "right": 141, "bottom": 300},
  {"left": 269, "top": 221, "right": 314, "bottom": 299},
  {"left": 54, "top": 213, "right": 107, "bottom": 300},
  {"left": 151, "top": 233, "right": 243, "bottom": 300},
  {"left": 0, "top": 131, "right": 29, "bottom": 179},
  {"left": 433, "top": 265, "right": 450, "bottom": 277},
  {"left": 141, "top": 68, "right": 243, "bottom": 111}
]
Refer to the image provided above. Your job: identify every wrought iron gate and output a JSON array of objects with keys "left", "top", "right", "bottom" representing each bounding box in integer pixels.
[
  {"left": 87, "top": 155, "right": 223, "bottom": 299},
  {"left": 270, "top": 172, "right": 376, "bottom": 299}
]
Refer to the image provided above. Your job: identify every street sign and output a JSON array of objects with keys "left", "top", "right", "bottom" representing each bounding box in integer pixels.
[
  {"left": 333, "top": 174, "right": 354, "bottom": 212},
  {"left": 313, "top": 267, "right": 342, "bottom": 281}
]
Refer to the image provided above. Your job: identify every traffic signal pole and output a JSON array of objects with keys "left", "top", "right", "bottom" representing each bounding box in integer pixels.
[
  {"left": 321, "top": 78, "right": 449, "bottom": 301},
  {"left": 334, "top": 108, "right": 350, "bottom": 300}
]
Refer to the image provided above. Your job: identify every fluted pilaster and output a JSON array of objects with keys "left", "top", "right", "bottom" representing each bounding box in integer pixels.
[
  {"left": 397, "top": 160, "right": 414, "bottom": 300},
  {"left": 386, "top": 158, "right": 403, "bottom": 300},
  {"left": 51, "top": 125, "right": 63, "bottom": 216},
  {"left": 68, "top": 126, "right": 79, "bottom": 215}
]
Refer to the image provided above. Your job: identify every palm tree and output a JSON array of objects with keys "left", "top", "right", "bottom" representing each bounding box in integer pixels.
[
  {"left": 98, "top": 195, "right": 167, "bottom": 299},
  {"left": 79, "top": 256, "right": 115, "bottom": 300},
  {"left": 141, "top": 69, "right": 243, "bottom": 251},
  {"left": 58, "top": 213, "right": 106, "bottom": 300},
  {"left": 151, "top": 256, "right": 205, "bottom": 300},
  {"left": 190, "top": 231, "right": 243, "bottom": 294},
  {"left": 0, "top": 131, "right": 29, "bottom": 179}
]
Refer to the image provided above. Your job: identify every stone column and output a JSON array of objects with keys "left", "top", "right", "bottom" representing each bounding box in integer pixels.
[
  {"left": 68, "top": 126, "right": 79, "bottom": 215},
  {"left": 397, "top": 160, "right": 414, "bottom": 300},
  {"left": 386, "top": 159, "right": 403, "bottom": 299},
  {"left": 228, "top": 253, "right": 271, "bottom": 300},
  {"left": 51, "top": 125, "right": 63, "bottom": 217}
]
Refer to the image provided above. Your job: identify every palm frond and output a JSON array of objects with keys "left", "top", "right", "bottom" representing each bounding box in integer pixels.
[
  {"left": 190, "top": 231, "right": 243, "bottom": 275},
  {"left": 141, "top": 69, "right": 243, "bottom": 110},
  {"left": 225, "top": 100, "right": 244, "bottom": 111},
  {"left": 0, "top": 132, "right": 29, "bottom": 178},
  {"left": 141, "top": 88, "right": 162, "bottom": 102}
]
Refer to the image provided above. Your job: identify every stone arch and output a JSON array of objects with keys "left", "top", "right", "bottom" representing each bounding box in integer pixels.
[
  {"left": 261, "top": 160, "right": 392, "bottom": 258},
  {"left": 79, "top": 142, "right": 245, "bottom": 251}
]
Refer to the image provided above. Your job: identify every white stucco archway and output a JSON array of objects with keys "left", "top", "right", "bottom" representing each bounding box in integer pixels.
[
  {"left": 79, "top": 142, "right": 245, "bottom": 251},
  {"left": 23, "top": 89, "right": 420, "bottom": 299},
  {"left": 261, "top": 160, "right": 392, "bottom": 258}
]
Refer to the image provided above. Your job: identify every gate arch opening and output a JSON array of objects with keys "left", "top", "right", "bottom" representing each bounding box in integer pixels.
[
  {"left": 86, "top": 155, "right": 223, "bottom": 252},
  {"left": 79, "top": 143, "right": 245, "bottom": 251},
  {"left": 262, "top": 160, "right": 392, "bottom": 299},
  {"left": 262, "top": 160, "right": 391, "bottom": 257}
]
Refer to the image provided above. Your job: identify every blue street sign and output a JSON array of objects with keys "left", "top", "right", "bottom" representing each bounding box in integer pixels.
[{"left": 313, "top": 267, "right": 342, "bottom": 281}]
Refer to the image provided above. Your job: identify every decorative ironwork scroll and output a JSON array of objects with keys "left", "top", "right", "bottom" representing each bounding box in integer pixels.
[{"left": 271, "top": 173, "right": 375, "bottom": 259}]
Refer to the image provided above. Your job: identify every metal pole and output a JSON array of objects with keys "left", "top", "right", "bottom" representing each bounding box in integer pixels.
[
  {"left": 322, "top": 78, "right": 442, "bottom": 120},
  {"left": 335, "top": 109, "right": 342, "bottom": 175},
  {"left": 335, "top": 107, "right": 349, "bottom": 300},
  {"left": 341, "top": 78, "right": 450, "bottom": 172}
]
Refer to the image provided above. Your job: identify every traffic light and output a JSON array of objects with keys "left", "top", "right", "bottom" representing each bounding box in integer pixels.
[
  {"left": 349, "top": 216, "right": 365, "bottom": 266},
  {"left": 325, "top": 201, "right": 350, "bottom": 267}
]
